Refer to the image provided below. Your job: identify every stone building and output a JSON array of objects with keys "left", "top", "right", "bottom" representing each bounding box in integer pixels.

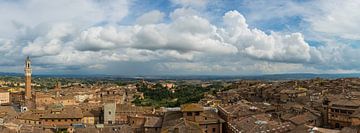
[
  {"left": 323, "top": 98, "right": 360, "bottom": 129},
  {"left": 34, "top": 92, "right": 54, "bottom": 110},
  {"left": 40, "top": 105, "right": 83, "bottom": 130},
  {"left": 161, "top": 103, "right": 224, "bottom": 133},
  {"left": 115, "top": 104, "right": 154, "bottom": 124},
  {"left": 17, "top": 104, "right": 84, "bottom": 131},
  {"left": 0, "top": 90, "right": 10, "bottom": 105},
  {"left": 103, "top": 102, "right": 116, "bottom": 125},
  {"left": 81, "top": 107, "right": 102, "bottom": 125},
  {"left": 279, "top": 88, "right": 307, "bottom": 102}
]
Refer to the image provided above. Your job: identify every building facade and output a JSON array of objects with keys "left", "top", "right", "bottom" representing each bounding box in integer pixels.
[
  {"left": 324, "top": 98, "right": 360, "bottom": 129},
  {"left": 0, "top": 90, "right": 10, "bottom": 105},
  {"left": 104, "top": 102, "right": 116, "bottom": 125}
]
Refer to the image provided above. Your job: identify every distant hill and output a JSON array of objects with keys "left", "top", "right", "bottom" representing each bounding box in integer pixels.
[
  {"left": 1, "top": 72, "right": 360, "bottom": 81},
  {"left": 239, "top": 73, "right": 360, "bottom": 81},
  {"left": 134, "top": 73, "right": 360, "bottom": 81},
  {"left": 0, "top": 72, "right": 22, "bottom": 76}
]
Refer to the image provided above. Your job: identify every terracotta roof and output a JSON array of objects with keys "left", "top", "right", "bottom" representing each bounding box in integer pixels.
[
  {"left": 280, "top": 89, "right": 306, "bottom": 94},
  {"left": 41, "top": 106, "right": 83, "bottom": 119},
  {"left": 288, "top": 112, "right": 319, "bottom": 125},
  {"left": 0, "top": 106, "right": 17, "bottom": 117},
  {"left": 350, "top": 109, "right": 360, "bottom": 118},
  {"left": 230, "top": 113, "right": 295, "bottom": 133},
  {"left": 18, "top": 111, "right": 40, "bottom": 121},
  {"left": 0, "top": 89, "right": 9, "bottom": 93},
  {"left": 330, "top": 98, "right": 360, "bottom": 107},
  {"left": 116, "top": 104, "right": 153, "bottom": 114},
  {"left": 144, "top": 116, "right": 163, "bottom": 128},
  {"left": 0, "top": 113, "right": 6, "bottom": 118},
  {"left": 82, "top": 109, "right": 101, "bottom": 117},
  {"left": 340, "top": 126, "right": 360, "bottom": 133},
  {"left": 197, "top": 110, "right": 225, "bottom": 124},
  {"left": 0, "top": 126, "right": 16, "bottom": 133},
  {"left": 219, "top": 102, "right": 261, "bottom": 117},
  {"left": 180, "top": 103, "right": 204, "bottom": 112},
  {"left": 76, "top": 125, "right": 133, "bottom": 133},
  {"left": 161, "top": 111, "right": 202, "bottom": 133}
]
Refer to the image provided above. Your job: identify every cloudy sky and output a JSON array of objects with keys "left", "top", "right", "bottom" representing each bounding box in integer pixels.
[{"left": 1, "top": 0, "right": 360, "bottom": 75}]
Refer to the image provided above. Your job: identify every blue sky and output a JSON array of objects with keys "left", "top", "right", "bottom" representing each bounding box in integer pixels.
[{"left": 1, "top": 0, "right": 360, "bottom": 75}]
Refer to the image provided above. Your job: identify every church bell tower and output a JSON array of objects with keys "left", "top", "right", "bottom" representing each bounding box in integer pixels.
[{"left": 25, "top": 56, "right": 32, "bottom": 99}]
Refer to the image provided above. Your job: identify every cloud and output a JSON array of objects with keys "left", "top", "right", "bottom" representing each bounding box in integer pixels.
[
  {"left": 17, "top": 8, "right": 326, "bottom": 74},
  {"left": 88, "top": 64, "right": 106, "bottom": 69},
  {"left": 22, "top": 23, "right": 73, "bottom": 57},
  {"left": 75, "top": 26, "right": 133, "bottom": 51},
  {"left": 171, "top": 0, "right": 208, "bottom": 8},
  {"left": 0, "top": 0, "right": 129, "bottom": 38},
  {"left": 95, "top": 0, "right": 130, "bottom": 23},
  {"left": 2, "top": 0, "right": 360, "bottom": 75},
  {"left": 241, "top": 0, "right": 360, "bottom": 41},
  {"left": 135, "top": 10, "right": 165, "bottom": 25},
  {"left": 22, "top": 39, "right": 63, "bottom": 57},
  {"left": 73, "top": 10, "right": 321, "bottom": 69},
  {"left": 169, "top": 8, "right": 200, "bottom": 20},
  {"left": 75, "top": 13, "right": 238, "bottom": 55},
  {"left": 0, "top": 39, "right": 13, "bottom": 53},
  {"left": 221, "top": 10, "right": 321, "bottom": 63},
  {"left": 306, "top": 0, "right": 360, "bottom": 40}
]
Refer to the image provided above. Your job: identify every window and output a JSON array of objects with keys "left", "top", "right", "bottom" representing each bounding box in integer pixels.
[
  {"left": 109, "top": 111, "right": 112, "bottom": 115},
  {"left": 187, "top": 112, "right": 192, "bottom": 116},
  {"left": 174, "top": 128, "right": 179, "bottom": 133},
  {"left": 212, "top": 128, "right": 216, "bottom": 133},
  {"left": 108, "top": 121, "right": 112, "bottom": 124},
  {"left": 195, "top": 112, "right": 200, "bottom": 116}
]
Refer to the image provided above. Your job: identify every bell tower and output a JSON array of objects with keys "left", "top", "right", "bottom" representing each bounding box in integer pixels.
[{"left": 24, "top": 56, "right": 32, "bottom": 99}]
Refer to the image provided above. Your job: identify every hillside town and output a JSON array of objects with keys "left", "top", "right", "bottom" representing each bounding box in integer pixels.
[{"left": 1, "top": 58, "right": 360, "bottom": 133}]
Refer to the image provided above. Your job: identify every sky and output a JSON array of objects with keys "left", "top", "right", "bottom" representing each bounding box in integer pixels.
[{"left": 1, "top": 0, "right": 360, "bottom": 75}]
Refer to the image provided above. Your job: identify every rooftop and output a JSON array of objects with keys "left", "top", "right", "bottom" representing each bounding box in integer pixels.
[{"left": 180, "top": 103, "right": 204, "bottom": 112}]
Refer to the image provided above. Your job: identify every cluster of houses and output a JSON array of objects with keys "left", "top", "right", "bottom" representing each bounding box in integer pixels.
[{"left": 3, "top": 57, "right": 360, "bottom": 133}]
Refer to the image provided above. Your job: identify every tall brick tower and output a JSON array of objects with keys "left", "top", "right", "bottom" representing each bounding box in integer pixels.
[{"left": 24, "top": 56, "right": 32, "bottom": 99}]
